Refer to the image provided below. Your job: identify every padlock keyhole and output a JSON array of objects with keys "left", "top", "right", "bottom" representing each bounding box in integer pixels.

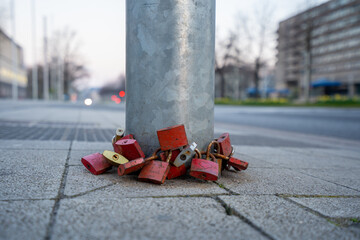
[{"left": 180, "top": 154, "right": 186, "bottom": 161}]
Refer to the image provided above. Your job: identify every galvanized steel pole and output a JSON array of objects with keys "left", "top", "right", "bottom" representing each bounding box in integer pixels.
[{"left": 126, "top": 0, "right": 216, "bottom": 155}]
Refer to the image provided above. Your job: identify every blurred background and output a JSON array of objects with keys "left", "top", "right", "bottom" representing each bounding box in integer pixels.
[{"left": 0, "top": 0, "right": 359, "bottom": 106}]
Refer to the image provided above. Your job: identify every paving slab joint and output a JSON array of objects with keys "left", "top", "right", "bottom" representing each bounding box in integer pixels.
[
  {"left": 276, "top": 194, "right": 360, "bottom": 198},
  {"left": 44, "top": 140, "right": 73, "bottom": 240},
  {"left": 281, "top": 196, "right": 360, "bottom": 229},
  {"left": 214, "top": 196, "right": 275, "bottom": 240},
  {"left": 213, "top": 181, "right": 238, "bottom": 195},
  {"left": 298, "top": 171, "right": 360, "bottom": 193}
]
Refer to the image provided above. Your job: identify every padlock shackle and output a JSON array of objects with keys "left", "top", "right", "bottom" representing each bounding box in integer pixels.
[
  {"left": 194, "top": 148, "right": 202, "bottom": 159},
  {"left": 212, "top": 153, "right": 229, "bottom": 160},
  {"left": 206, "top": 141, "right": 220, "bottom": 160},
  {"left": 229, "top": 146, "right": 235, "bottom": 157},
  {"left": 165, "top": 150, "right": 172, "bottom": 163},
  {"left": 145, "top": 148, "right": 162, "bottom": 161},
  {"left": 208, "top": 153, "right": 217, "bottom": 162}
]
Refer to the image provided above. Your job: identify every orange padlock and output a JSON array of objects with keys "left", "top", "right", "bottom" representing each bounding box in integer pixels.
[
  {"left": 117, "top": 148, "right": 161, "bottom": 176},
  {"left": 138, "top": 151, "right": 173, "bottom": 184},
  {"left": 189, "top": 144, "right": 219, "bottom": 181},
  {"left": 157, "top": 124, "right": 188, "bottom": 151}
]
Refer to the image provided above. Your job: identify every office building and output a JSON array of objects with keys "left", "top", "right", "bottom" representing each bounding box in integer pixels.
[
  {"left": 0, "top": 29, "right": 27, "bottom": 98},
  {"left": 276, "top": 0, "right": 360, "bottom": 96}
]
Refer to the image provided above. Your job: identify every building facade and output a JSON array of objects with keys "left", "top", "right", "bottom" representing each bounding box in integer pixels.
[
  {"left": 276, "top": 0, "right": 360, "bottom": 97},
  {"left": 0, "top": 29, "right": 27, "bottom": 98}
]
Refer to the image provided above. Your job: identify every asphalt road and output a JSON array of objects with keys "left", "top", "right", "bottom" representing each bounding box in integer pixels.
[
  {"left": 215, "top": 106, "right": 360, "bottom": 141},
  {"left": 1, "top": 100, "right": 359, "bottom": 142}
]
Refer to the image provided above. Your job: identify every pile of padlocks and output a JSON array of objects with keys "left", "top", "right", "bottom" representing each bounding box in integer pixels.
[{"left": 81, "top": 124, "right": 248, "bottom": 184}]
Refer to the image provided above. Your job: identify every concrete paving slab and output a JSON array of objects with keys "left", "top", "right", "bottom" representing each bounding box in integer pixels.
[
  {"left": 219, "top": 195, "right": 359, "bottom": 240},
  {"left": 217, "top": 168, "right": 359, "bottom": 196},
  {"left": 53, "top": 197, "right": 265, "bottom": 240},
  {"left": 234, "top": 146, "right": 360, "bottom": 169},
  {"left": 0, "top": 139, "right": 70, "bottom": 150},
  {"left": 286, "top": 148, "right": 360, "bottom": 161},
  {"left": 0, "top": 149, "right": 67, "bottom": 200},
  {"left": 232, "top": 147, "right": 276, "bottom": 168},
  {"left": 65, "top": 166, "right": 227, "bottom": 198},
  {"left": 297, "top": 168, "right": 360, "bottom": 192},
  {"left": 289, "top": 197, "right": 360, "bottom": 218},
  {"left": 0, "top": 200, "right": 54, "bottom": 240},
  {"left": 71, "top": 141, "right": 113, "bottom": 151},
  {"left": 64, "top": 166, "right": 119, "bottom": 196}
]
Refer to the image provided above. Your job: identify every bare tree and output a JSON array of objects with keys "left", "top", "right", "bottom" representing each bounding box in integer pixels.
[
  {"left": 236, "top": 0, "right": 275, "bottom": 98},
  {"left": 215, "top": 30, "right": 242, "bottom": 98},
  {"left": 49, "top": 27, "right": 89, "bottom": 98}
]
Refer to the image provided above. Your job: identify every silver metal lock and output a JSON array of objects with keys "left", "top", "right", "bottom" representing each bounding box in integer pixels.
[{"left": 173, "top": 142, "right": 197, "bottom": 167}]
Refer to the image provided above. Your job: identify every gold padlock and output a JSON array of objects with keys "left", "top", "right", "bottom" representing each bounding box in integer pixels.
[
  {"left": 103, "top": 150, "right": 129, "bottom": 166},
  {"left": 115, "top": 128, "right": 125, "bottom": 142}
]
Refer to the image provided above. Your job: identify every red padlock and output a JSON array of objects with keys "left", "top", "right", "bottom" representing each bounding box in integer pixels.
[
  {"left": 213, "top": 153, "right": 249, "bottom": 171},
  {"left": 138, "top": 151, "right": 173, "bottom": 184},
  {"left": 157, "top": 124, "right": 188, "bottom": 151},
  {"left": 113, "top": 134, "right": 135, "bottom": 152},
  {"left": 114, "top": 139, "right": 145, "bottom": 160},
  {"left": 117, "top": 158, "right": 145, "bottom": 176},
  {"left": 217, "top": 133, "right": 232, "bottom": 157},
  {"left": 228, "top": 157, "right": 249, "bottom": 171},
  {"left": 189, "top": 146, "right": 219, "bottom": 181},
  {"left": 81, "top": 152, "right": 112, "bottom": 175},
  {"left": 167, "top": 164, "right": 187, "bottom": 179},
  {"left": 159, "top": 148, "right": 181, "bottom": 163},
  {"left": 117, "top": 148, "right": 161, "bottom": 176},
  {"left": 160, "top": 150, "right": 187, "bottom": 179}
]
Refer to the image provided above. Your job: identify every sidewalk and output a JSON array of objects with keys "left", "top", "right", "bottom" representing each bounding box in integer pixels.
[{"left": 0, "top": 101, "right": 359, "bottom": 239}]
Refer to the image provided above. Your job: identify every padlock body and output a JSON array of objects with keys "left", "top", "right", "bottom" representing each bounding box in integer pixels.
[
  {"left": 117, "top": 158, "right": 145, "bottom": 176},
  {"left": 103, "top": 150, "right": 129, "bottom": 166},
  {"left": 157, "top": 124, "right": 188, "bottom": 151},
  {"left": 81, "top": 153, "right": 112, "bottom": 175},
  {"left": 217, "top": 133, "right": 232, "bottom": 157},
  {"left": 159, "top": 149, "right": 181, "bottom": 163},
  {"left": 167, "top": 164, "right": 187, "bottom": 179},
  {"left": 138, "top": 161, "right": 170, "bottom": 184},
  {"left": 228, "top": 157, "right": 248, "bottom": 171},
  {"left": 173, "top": 143, "right": 197, "bottom": 167},
  {"left": 114, "top": 139, "right": 145, "bottom": 160},
  {"left": 189, "top": 158, "right": 219, "bottom": 181},
  {"left": 112, "top": 134, "right": 135, "bottom": 151}
]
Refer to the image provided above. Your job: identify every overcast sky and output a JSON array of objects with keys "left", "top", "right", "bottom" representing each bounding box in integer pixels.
[{"left": 1, "top": 0, "right": 327, "bottom": 88}]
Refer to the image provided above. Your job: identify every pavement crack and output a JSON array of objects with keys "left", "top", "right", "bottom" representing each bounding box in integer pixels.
[
  {"left": 214, "top": 196, "right": 275, "bottom": 240},
  {"left": 64, "top": 183, "right": 118, "bottom": 199}
]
